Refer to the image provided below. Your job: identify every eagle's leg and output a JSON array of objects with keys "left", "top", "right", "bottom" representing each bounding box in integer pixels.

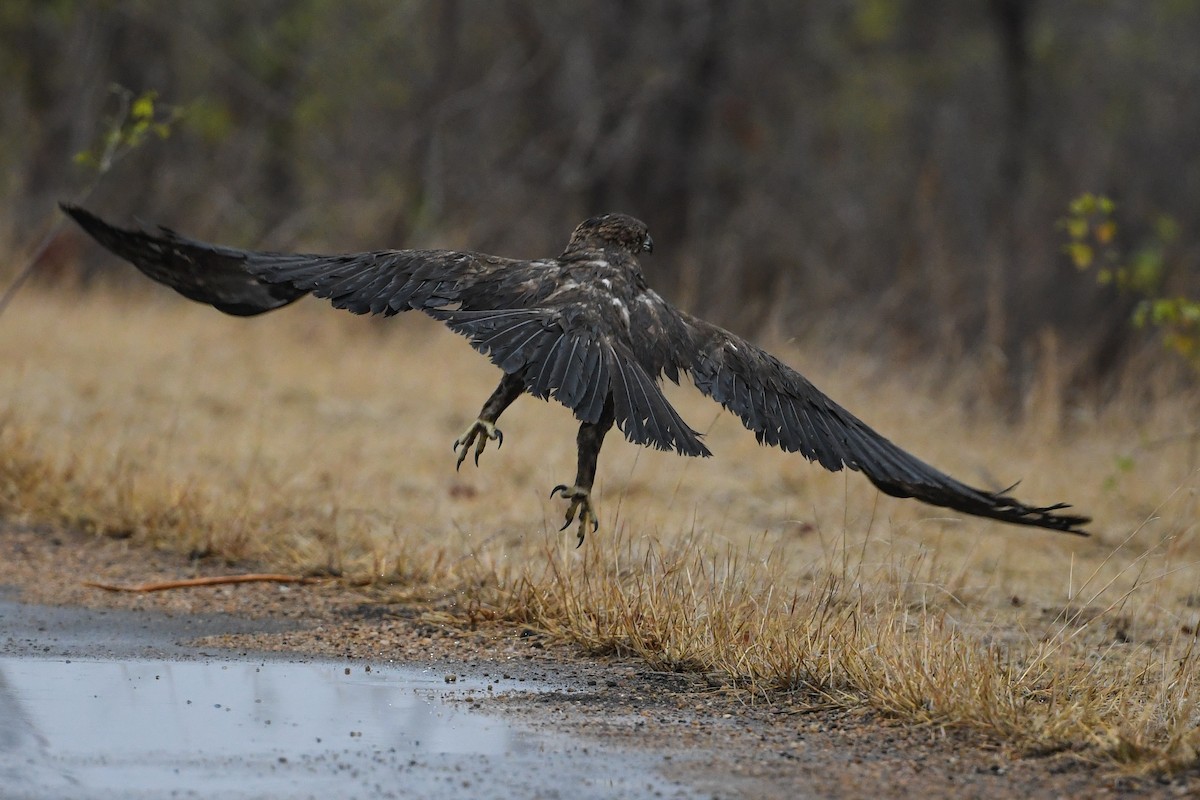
[
  {"left": 454, "top": 372, "right": 525, "bottom": 470},
  {"left": 552, "top": 396, "right": 615, "bottom": 547}
]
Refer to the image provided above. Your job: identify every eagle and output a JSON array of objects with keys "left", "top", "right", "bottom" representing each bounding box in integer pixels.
[{"left": 62, "top": 204, "right": 1090, "bottom": 544}]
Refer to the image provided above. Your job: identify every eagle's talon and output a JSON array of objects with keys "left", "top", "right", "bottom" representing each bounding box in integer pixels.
[
  {"left": 453, "top": 419, "right": 502, "bottom": 470},
  {"left": 551, "top": 484, "right": 597, "bottom": 546}
]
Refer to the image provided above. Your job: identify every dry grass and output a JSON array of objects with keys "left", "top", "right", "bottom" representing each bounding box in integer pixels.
[{"left": 3, "top": 283, "right": 1200, "bottom": 772}]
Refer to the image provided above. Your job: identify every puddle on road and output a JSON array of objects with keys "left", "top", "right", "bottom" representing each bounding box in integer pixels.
[{"left": 0, "top": 656, "right": 688, "bottom": 800}]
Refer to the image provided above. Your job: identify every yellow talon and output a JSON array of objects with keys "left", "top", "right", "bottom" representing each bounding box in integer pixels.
[
  {"left": 453, "top": 419, "right": 503, "bottom": 470},
  {"left": 551, "top": 484, "right": 598, "bottom": 547}
]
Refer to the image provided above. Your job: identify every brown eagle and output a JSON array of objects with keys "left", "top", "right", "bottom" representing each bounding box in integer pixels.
[{"left": 62, "top": 204, "right": 1090, "bottom": 544}]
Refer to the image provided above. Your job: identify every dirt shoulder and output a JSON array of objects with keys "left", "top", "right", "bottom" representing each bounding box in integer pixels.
[{"left": 1, "top": 522, "right": 1190, "bottom": 799}]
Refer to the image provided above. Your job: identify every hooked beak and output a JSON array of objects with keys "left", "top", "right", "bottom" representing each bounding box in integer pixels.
[{"left": 642, "top": 234, "right": 654, "bottom": 254}]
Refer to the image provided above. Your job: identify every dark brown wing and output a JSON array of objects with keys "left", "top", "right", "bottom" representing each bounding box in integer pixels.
[
  {"left": 62, "top": 203, "right": 550, "bottom": 317},
  {"left": 62, "top": 204, "right": 305, "bottom": 316},
  {"left": 677, "top": 313, "right": 1089, "bottom": 534}
]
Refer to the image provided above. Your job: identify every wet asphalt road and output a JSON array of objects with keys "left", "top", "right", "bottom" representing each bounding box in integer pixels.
[{"left": 0, "top": 594, "right": 696, "bottom": 800}]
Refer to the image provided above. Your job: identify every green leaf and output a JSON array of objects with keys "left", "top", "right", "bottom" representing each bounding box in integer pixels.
[
  {"left": 1151, "top": 298, "right": 1179, "bottom": 325},
  {"left": 131, "top": 91, "right": 157, "bottom": 121},
  {"left": 1069, "top": 194, "right": 1096, "bottom": 216},
  {"left": 1067, "top": 242, "right": 1093, "bottom": 269},
  {"left": 1066, "top": 218, "right": 1088, "bottom": 240},
  {"left": 1155, "top": 215, "right": 1179, "bottom": 243}
]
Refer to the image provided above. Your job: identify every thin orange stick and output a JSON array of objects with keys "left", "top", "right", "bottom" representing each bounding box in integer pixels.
[{"left": 83, "top": 574, "right": 321, "bottom": 593}]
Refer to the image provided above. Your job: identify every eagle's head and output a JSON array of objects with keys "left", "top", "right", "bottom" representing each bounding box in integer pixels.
[{"left": 566, "top": 213, "right": 654, "bottom": 257}]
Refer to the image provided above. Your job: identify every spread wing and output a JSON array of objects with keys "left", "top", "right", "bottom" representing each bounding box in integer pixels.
[
  {"left": 677, "top": 314, "right": 1090, "bottom": 534},
  {"left": 63, "top": 204, "right": 305, "bottom": 316},
  {"left": 62, "top": 205, "right": 706, "bottom": 457},
  {"left": 62, "top": 204, "right": 546, "bottom": 317}
]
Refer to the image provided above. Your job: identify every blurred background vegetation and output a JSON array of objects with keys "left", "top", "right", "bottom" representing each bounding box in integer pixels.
[{"left": 2, "top": 0, "right": 1198, "bottom": 408}]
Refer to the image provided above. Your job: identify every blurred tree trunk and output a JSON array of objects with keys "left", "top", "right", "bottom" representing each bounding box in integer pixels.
[
  {"left": 585, "top": 0, "right": 730, "bottom": 291},
  {"left": 414, "top": 0, "right": 461, "bottom": 228},
  {"left": 985, "top": 0, "right": 1035, "bottom": 407},
  {"left": 17, "top": 8, "right": 108, "bottom": 234}
]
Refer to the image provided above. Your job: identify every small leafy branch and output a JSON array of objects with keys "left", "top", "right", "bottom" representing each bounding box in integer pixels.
[
  {"left": 1061, "top": 193, "right": 1197, "bottom": 365},
  {"left": 72, "top": 86, "right": 183, "bottom": 175},
  {"left": 0, "top": 86, "right": 182, "bottom": 317}
]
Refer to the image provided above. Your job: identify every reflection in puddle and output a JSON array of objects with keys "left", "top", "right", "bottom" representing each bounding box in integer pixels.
[{"left": 0, "top": 657, "right": 673, "bottom": 799}]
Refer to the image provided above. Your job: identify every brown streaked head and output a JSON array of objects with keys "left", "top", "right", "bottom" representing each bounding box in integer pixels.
[{"left": 565, "top": 213, "right": 653, "bottom": 256}]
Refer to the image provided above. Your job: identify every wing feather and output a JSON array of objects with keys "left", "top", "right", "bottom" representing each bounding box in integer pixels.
[
  {"left": 550, "top": 337, "right": 584, "bottom": 407},
  {"left": 608, "top": 343, "right": 708, "bottom": 456},
  {"left": 575, "top": 342, "right": 610, "bottom": 424},
  {"left": 527, "top": 333, "right": 566, "bottom": 398},
  {"left": 61, "top": 205, "right": 307, "bottom": 316},
  {"left": 606, "top": 350, "right": 641, "bottom": 442},
  {"left": 62, "top": 205, "right": 544, "bottom": 319}
]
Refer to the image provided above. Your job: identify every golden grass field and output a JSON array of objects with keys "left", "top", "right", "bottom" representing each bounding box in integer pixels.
[{"left": 3, "top": 281, "right": 1199, "bottom": 772}]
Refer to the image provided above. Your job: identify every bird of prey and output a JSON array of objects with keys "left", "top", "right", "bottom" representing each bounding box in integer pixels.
[{"left": 62, "top": 204, "right": 1090, "bottom": 544}]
